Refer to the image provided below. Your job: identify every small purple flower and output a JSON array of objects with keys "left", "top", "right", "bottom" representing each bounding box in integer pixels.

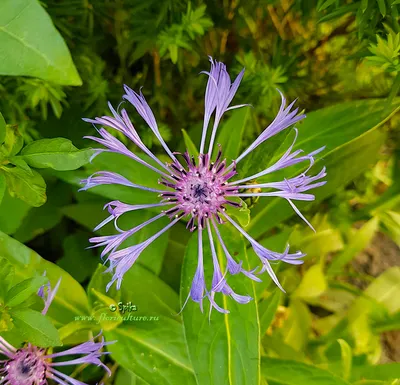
[
  {"left": 0, "top": 280, "right": 114, "bottom": 385},
  {"left": 82, "top": 57, "right": 326, "bottom": 313}
]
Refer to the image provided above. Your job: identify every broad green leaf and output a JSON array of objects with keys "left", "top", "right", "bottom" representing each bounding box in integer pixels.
[
  {"left": 0, "top": 231, "right": 90, "bottom": 331},
  {"left": 115, "top": 368, "right": 145, "bottom": 385},
  {"left": 294, "top": 264, "right": 327, "bottom": 300},
  {"left": 262, "top": 334, "right": 306, "bottom": 362},
  {"left": 0, "top": 112, "right": 5, "bottom": 144},
  {"left": 5, "top": 276, "right": 48, "bottom": 307},
  {"left": 10, "top": 308, "right": 61, "bottom": 347},
  {"left": 0, "top": 173, "right": 5, "bottom": 206},
  {"left": 57, "top": 233, "right": 99, "bottom": 283},
  {"left": 261, "top": 357, "right": 351, "bottom": 385},
  {"left": 247, "top": 99, "right": 399, "bottom": 239},
  {"left": 0, "top": 191, "right": 31, "bottom": 234},
  {"left": 258, "top": 289, "right": 282, "bottom": 333},
  {"left": 13, "top": 201, "right": 63, "bottom": 243},
  {"left": 217, "top": 107, "right": 250, "bottom": 161},
  {"left": 290, "top": 214, "right": 344, "bottom": 257},
  {"left": 363, "top": 267, "right": 400, "bottom": 313},
  {"left": 0, "top": 0, "right": 82, "bottom": 85},
  {"left": 20, "top": 138, "right": 93, "bottom": 171},
  {"left": 106, "top": 320, "right": 196, "bottom": 385},
  {"left": 181, "top": 225, "right": 260, "bottom": 385},
  {"left": 8, "top": 156, "right": 33, "bottom": 175},
  {"left": 351, "top": 363, "right": 400, "bottom": 383},
  {"left": 2, "top": 166, "right": 46, "bottom": 207},
  {"left": 0, "top": 257, "right": 14, "bottom": 301},
  {"left": 327, "top": 217, "right": 379, "bottom": 276},
  {"left": 88, "top": 265, "right": 196, "bottom": 385},
  {"left": 57, "top": 320, "right": 94, "bottom": 343},
  {"left": 182, "top": 129, "right": 199, "bottom": 157},
  {"left": 281, "top": 299, "right": 311, "bottom": 352}
]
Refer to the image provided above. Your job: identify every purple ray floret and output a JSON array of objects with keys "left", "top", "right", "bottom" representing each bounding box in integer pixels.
[{"left": 82, "top": 57, "right": 326, "bottom": 314}]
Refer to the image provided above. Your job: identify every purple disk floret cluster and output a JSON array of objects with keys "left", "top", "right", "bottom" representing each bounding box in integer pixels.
[
  {"left": 0, "top": 278, "right": 113, "bottom": 385},
  {"left": 81, "top": 57, "right": 326, "bottom": 313}
]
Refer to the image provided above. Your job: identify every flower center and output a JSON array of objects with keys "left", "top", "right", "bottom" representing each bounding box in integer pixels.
[
  {"left": 159, "top": 149, "right": 240, "bottom": 230},
  {"left": 3, "top": 347, "right": 47, "bottom": 385}
]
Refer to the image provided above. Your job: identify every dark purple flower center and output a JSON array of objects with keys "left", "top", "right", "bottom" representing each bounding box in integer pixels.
[
  {"left": 159, "top": 149, "right": 240, "bottom": 231},
  {"left": 2, "top": 347, "right": 47, "bottom": 385}
]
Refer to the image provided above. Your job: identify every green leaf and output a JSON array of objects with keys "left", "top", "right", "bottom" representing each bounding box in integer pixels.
[
  {"left": 372, "top": 311, "right": 400, "bottom": 332},
  {"left": 115, "top": 368, "right": 144, "bottom": 385},
  {"left": 328, "top": 217, "right": 379, "bottom": 275},
  {"left": 248, "top": 99, "right": 397, "bottom": 239},
  {"left": 181, "top": 129, "right": 199, "bottom": 157},
  {"left": 294, "top": 264, "right": 327, "bottom": 300},
  {"left": 0, "top": 173, "right": 5, "bottom": 206},
  {"left": 20, "top": 138, "right": 93, "bottom": 171},
  {"left": 57, "top": 233, "right": 99, "bottom": 283},
  {"left": 5, "top": 276, "right": 48, "bottom": 307},
  {"left": 259, "top": 289, "right": 282, "bottom": 333},
  {"left": 337, "top": 339, "right": 352, "bottom": 380},
  {"left": 281, "top": 299, "right": 311, "bottom": 352},
  {"left": 225, "top": 196, "right": 251, "bottom": 227},
  {"left": 261, "top": 357, "right": 351, "bottom": 385},
  {"left": 318, "top": 0, "right": 339, "bottom": 11},
  {"left": 216, "top": 107, "right": 250, "bottom": 161},
  {"left": 0, "top": 124, "right": 23, "bottom": 158},
  {"left": 8, "top": 156, "right": 33, "bottom": 174},
  {"left": 2, "top": 166, "right": 46, "bottom": 207},
  {"left": 351, "top": 363, "right": 400, "bottom": 383},
  {"left": 290, "top": 214, "right": 344, "bottom": 257},
  {"left": 0, "top": 231, "right": 90, "bottom": 332},
  {"left": 13, "top": 202, "right": 63, "bottom": 243},
  {"left": 181, "top": 225, "right": 260, "bottom": 385},
  {"left": 0, "top": 112, "right": 5, "bottom": 144},
  {"left": 88, "top": 265, "right": 196, "bottom": 385},
  {"left": 0, "top": 257, "right": 14, "bottom": 301},
  {"left": 347, "top": 267, "right": 400, "bottom": 357},
  {"left": 0, "top": 190, "right": 31, "bottom": 234},
  {"left": 0, "top": 0, "right": 82, "bottom": 85},
  {"left": 9, "top": 308, "right": 61, "bottom": 347},
  {"left": 376, "top": 0, "right": 386, "bottom": 16}
]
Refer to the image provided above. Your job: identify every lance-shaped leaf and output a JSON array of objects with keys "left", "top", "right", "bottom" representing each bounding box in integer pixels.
[{"left": 0, "top": 0, "right": 82, "bottom": 85}]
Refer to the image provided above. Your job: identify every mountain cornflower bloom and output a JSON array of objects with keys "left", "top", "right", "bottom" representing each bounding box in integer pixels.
[
  {"left": 0, "top": 278, "right": 114, "bottom": 385},
  {"left": 81, "top": 57, "right": 326, "bottom": 313}
]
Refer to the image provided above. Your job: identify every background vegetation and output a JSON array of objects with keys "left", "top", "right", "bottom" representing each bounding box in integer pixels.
[{"left": 0, "top": 0, "right": 399, "bottom": 384}]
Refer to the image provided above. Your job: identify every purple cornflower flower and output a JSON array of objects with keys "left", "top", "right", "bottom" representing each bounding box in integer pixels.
[
  {"left": 0, "top": 279, "right": 113, "bottom": 385},
  {"left": 82, "top": 57, "right": 326, "bottom": 313}
]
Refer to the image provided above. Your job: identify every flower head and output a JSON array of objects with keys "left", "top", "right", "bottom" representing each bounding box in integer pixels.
[
  {"left": 82, "top": 57, "right": 326, "bottom": 313},
  {"left": 0, "top": 279, "right": 114, "bottom": 385}
]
